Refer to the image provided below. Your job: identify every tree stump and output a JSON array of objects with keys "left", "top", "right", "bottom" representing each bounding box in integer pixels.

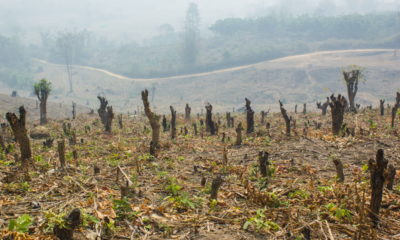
[
  {"left": 343, "top": 69, "right": 360, "bottom": 113},
  {"left": 72, "top": 102, "right": 76, "bottom": 120},
  {"left": 279, "top": 101, "right": 291, "bottom": 136},
  {"left": 390, "top": 92, "right": 400, "bottom": 128},
  {"left": 54, "top": 208, "right": 81, "bottom": 240},
  {"left": 369, "top": 149, "right": 388, "bottom": 226},
  {"left": 317, "top": 98, "right": 329, "bottom": 115},
  {"left": 205, "top": 103, "right": 216, "bottom": 135},
  {"left": 386, "top": 164, "right": 396, "bottom": 190},
  {"left": 332, "top": 159, "right": 344, "bottom": 182},
  {"left": 6, "top": 106, "right": 32, "bottom": 170},
  {"left": 258, "top": 151, "right": 269, "bottom": 178},
  {"left": 235, "top": 122, "right": 244, "bottom": 146},
  {"left": 185, "top": 103, "right": 191, "bottom": 121},
  {"left": 329, "top": 94, "right": 347, "bottom": 136},
  {"left": 141, "top": 90, "right": 160, "bottom": 156},
  {"left": 118, "top": 114, "right": 123, "bottom": 129},
  {"left": 245, "top": 98, "right": 255, "bottom": 134},
  {"left": 170, "top": 106, "right": 177, "bottom": 139},
  {"left": 97, "top": 96, "right": 114, "bottom": 133},
  {"left": 379, "top": 99, "right": 385, "bottom": 116},
  {"left": 210, "top": 175, "right": 223, "bottom": 200},
  {"left": 58, "top": 140, "right": 66, "bottom": 169}
]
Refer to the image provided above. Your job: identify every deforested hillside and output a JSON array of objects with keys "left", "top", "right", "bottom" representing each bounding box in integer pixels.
[{"left": 32, "top": 49, "right": 400, "bottom": 112}]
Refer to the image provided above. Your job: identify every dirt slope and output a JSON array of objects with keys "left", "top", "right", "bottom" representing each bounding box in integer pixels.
[{"left": 31, "top": 49, "right": 400, "bottom": 113}]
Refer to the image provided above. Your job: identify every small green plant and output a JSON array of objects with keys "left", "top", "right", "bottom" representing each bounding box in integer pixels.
[
  {"left": 138, "top": 153, "right": 154, "bottom": 162},
  {"left": 165, "top": 177, "right": 182, "bottom": 196},
  {"left": 106, "top": 153, "right": 122, "bottom": 167},
  {"left": 81, "top": 211, "right": 100, "bottom": 228},
  {"left": 4, "top": 182, "right": 30, "bottom": 193},
  {"left": 43, "top": 210, "right": 67, "bottom": 233},
  {"left": 325, "top": 203, "right": 352, "bottom": 221},
  {"left": 288, "top": 189, "right": 310, "bottom": 199},
  {"left": 317, "top": 186, "right": 333, "bottom": 193},
  {"left": 243, "top": 208, "right": 280, "bottom": 232},
  {"left": 113, "top": 197, "right": 138, "bottom": 221},
  {"left": 367, "top": 119, "right": 377, "bottom": 129},
  {"left": 8, "top": 214, "right": 33, "bottom": 233}
]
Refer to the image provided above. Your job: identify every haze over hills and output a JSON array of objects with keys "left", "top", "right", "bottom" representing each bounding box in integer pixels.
[{"left": 23, "top": 48, "right": 400, "bottom": 113}]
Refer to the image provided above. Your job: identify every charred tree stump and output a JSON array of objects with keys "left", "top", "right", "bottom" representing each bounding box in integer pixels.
[
  {"left": 235, "top": 122, "right": 244, "bottom": 146},
  {"left": 141, "top": 89, "right": 161, "bottom": 156},
  {"left": 379, "top": 100, "right": 385, "bottom": 116},
  {"left": 258, "top": 151, "right": 269, "bottom": 178},
  {"left": 317, "top": 98, "right": 330, "bottom": 116},
  {"left": 261, "top": 111, "right": 265, "bottom": 125},
  {"left": 185, "top": 104, "right": 191, "bottom": 121},
  {"left": 68, "top": 130, "right": 77, "bottom": 146},
  {"left": 226, "top": 112, "right": 231, "bottom": 128},
  {"left": 97, "top": 96, "right": 114, "bottom": 133},
  {"left": 245, "top": 98, "right": 255, "bottom": 134},
  {"left": 332, "top": 159, "right": 344, "bottom": 182},
  {"left": 170, "top": 106, "right": 177, "bottom": 139},
  {"left": 72, "top": 102, "right": 76, "bottom": 120},
  {"left": 279, "top": 101, "right": 291, "bottom": 136},
  {"left": 369, "top": 149, "right": 388, "bottom": 226},
  {"left": 54, "top": 208, "right": 81, "bottom": 240},
  {"left": 210, "top": 175, "right": 223, "bottom": 200},
  {"left": 329, "top": 94, "right": 347, "bottom": 136},
  {"left": 34, "top": 79, "right": 51, "bottom": 125},
  {"left": 386, "top": 164, "right": 396, "bottom": 190},
  {"left": 391, "top": 92, "right": 400, "bottom": 128},
  {"left": 192, "top": 123, "right": 198, "bottom": 135},
  {"left": 205, "top": 103, "right": 216, "bottom": 135},
  {"left": 343, "top": 69, "right": 360, "bottom": 113},
  {"left": 162, "top": 115, "right": 168, "bottom": 132},
  {"left": 6, "top": 106, "right": 32, "bottom": 169},
  {"left": 58, "top": 140, "right": 66, "bottom": 169},
  {"left": 118, "top": 114, "right": 123, "bottom": 129}
]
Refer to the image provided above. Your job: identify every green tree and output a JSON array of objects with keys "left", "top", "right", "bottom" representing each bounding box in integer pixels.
[
  {"left": 34, "top": 78, "right": 52, "bottom": 125},
  {"left": 183, "top": 3, "right": 200, "bottom": 67}
]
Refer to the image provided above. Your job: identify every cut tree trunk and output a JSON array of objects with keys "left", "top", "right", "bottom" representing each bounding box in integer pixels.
[
  {"left": 329, "top": 94, "right": 347, "bottom": 136},
  {"left": 317, "top": 98, "right": 329, "bottom": 116},
  {"left": 97, "top": 96, "right": 114, "bottom": 133},
  {"left": 390, "top": 92, "right": 400, "bottom": 128},
  {"left": 54, "top": 208, "right": 81, "bottom": 240},
  {"left": 343, "top": 70, "right": 360, "bottom": 113},
  {"left": 170, "top": 106, "right": 176, "bottom": 139},
  {"left": 210, "top": 175, "right": 223, "bottom": 200},
  {"left": 235, "top": 122, "right": 244, "bottom": 146},
  {"left": 245, "top": 98, "right": 254, "bottom": 134},
  {"left": 258, "top": 151, "right": 269, "bottom": 178},
  {"left": 205, "top": 103, "right": 216, "bottom": 135},
  {"left": 379, "top": 99, "right": 385, "bottom": 116},
  {"left": 279, "top": 101, "right": 291, "bottom": 136},
  {"left": 141, "top": 89, "right": 161, "bottom": 156},
  {"left": 185, "top": 104, "right": 191, "bottom": 121},
  {"left": 333, "top": 159, "right": 344, "bottom": 182},
  {"left": 58, "top": 139, "right": 66, "bottom": 169},
  {"left": 369, "top": 149, "right": 388, "bottom": 226},
  {"left": 6, "top": 106, "right": 32, "bottom": 170}
]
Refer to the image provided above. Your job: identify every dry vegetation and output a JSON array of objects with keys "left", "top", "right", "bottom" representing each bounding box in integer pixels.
[{"left": 0, "top": 94, "right": 399, "bottom": 240}]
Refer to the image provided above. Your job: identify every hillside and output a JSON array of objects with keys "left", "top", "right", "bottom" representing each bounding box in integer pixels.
[
  {"left": 0, "top": 93, "right": 90, "bottom": 122},
  {"left": 31, "top": 49, "right": 400, "bottom": 113}
]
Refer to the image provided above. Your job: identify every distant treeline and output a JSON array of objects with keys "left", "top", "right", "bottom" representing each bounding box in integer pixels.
[{"left": 1, "top": 12, "right": 399, "bottom": 88}]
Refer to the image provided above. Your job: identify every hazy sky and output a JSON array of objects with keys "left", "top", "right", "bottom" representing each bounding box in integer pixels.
[{"left": 0, "top": 0, "right": 398, "bottom": 42}]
